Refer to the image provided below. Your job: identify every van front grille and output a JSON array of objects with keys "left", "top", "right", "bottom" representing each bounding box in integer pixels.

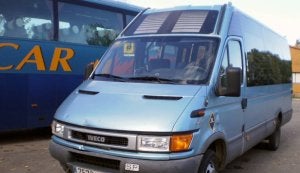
[
  {"left": 72, "top": 131, "right": 128, "bottom": 146},
  {"left": 72, "top": 153, "right": 120, "bottom": 170}
]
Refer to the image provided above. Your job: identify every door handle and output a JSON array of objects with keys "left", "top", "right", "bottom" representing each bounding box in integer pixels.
[{"left": 241, "top": 98, "right": 247, "bottom": 109}]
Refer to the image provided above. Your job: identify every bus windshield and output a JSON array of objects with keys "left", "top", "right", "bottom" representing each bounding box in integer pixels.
[{"left": 94, "top": 36, "right": 219, "bottom": 85}]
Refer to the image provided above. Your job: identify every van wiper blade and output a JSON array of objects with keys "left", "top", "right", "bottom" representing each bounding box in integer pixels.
[
  {"left": 93, "top": 73, "right": 126, "bottom": 82},
  {"left": 128, "top": 76, "right": 175, "bottom": 84}
]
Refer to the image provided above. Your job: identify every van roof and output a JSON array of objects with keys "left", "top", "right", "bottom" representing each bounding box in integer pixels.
[{"left": 121, "top": 5, "right": 225, "bottom": 37}]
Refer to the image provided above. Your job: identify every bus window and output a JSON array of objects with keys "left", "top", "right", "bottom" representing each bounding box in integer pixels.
[
  {"left": 58, "top": 2, "right": 123, "bottom": 46},
  {"left": 0, "top": 14, "right": 5, "bottom": 36},
  {"left": 126, "top": 15, "right": 135, "bottom": 25},
  {"left": 0, "top": 0, "right": 53, "bottom": 40}
]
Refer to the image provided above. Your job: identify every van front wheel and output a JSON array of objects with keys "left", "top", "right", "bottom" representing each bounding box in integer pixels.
[
  {"left": 198, "top": 149, "right": 218, "bottom": 173},
  {"left": 267, "top": 126, "right": 281, "bottom": 151}
]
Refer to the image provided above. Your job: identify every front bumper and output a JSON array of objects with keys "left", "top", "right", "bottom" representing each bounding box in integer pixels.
[{"left": 49, "top": 138, "right": 203, "bottom": 173}]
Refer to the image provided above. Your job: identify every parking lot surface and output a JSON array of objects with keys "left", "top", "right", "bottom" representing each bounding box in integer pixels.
[{"left": 0, "top": 99, "right": 299, "bottom": 173}]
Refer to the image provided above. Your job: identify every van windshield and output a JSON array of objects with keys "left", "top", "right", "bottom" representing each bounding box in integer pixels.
[{"left": 93, "top": 36, "right": 219, "bottom": 85}]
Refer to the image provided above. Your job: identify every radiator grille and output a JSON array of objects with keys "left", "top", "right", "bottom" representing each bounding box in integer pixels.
[{"left": 72, "top": 131, "right": 128, "bottom": 146}]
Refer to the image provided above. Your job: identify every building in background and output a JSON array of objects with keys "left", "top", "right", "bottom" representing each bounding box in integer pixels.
[{"left": 291, "top": 40, "right": 300, "bottom": 97}]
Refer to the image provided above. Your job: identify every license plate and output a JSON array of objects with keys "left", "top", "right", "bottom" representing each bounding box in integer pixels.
[
  {"left": 125, "top": 163, "right": 139, "bottom": 172},
  {"left": 74, "top": 166, "right": 104, "bottom": 173}
]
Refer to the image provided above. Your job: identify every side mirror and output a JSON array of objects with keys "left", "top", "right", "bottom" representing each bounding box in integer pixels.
[
  {"left": 84, "top": 60, "right": 99, "bottom": 80},
  {"left": 215, "top": 67, "right": 241, "bottom": 97}
]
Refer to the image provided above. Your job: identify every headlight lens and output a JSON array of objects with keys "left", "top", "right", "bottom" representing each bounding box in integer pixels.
[
  {"left": 137, "top": 133, "right": 193, "bottom": 152},
  {"left": 51, "top": 121, "right": 65, "bottom": 137},
  {"left": 138, "top": 136, "right": 170, "bottom": 152}
]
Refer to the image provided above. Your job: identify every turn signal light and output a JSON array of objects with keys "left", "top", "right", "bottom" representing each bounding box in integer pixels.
[
  {"left": 170, "top": 134, "right": 193, "bottom": 152},
  {"left": 190, "top": 108, "right": 206, "bottom": 118}
]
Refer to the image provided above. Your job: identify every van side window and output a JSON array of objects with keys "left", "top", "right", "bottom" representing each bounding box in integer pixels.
[
  {"left": 228, "top": 41, "right": 242, "bottom": 69},
  {"left": 220, "top": 40, "right": 243, "bottom": 87},
  {"left": 220, "top": 49, "right": 229, "bottom": 75}
]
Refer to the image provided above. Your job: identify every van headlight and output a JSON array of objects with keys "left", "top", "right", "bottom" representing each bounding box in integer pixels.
[
  {"left": 51, "top": 120, "right": 65, "bottom": 137},
  {"left": 137, "top": 133, "right": 193, "bottom": 152},
  {"left": 138, "top": 136, "right": 170, "bottom": 152}
]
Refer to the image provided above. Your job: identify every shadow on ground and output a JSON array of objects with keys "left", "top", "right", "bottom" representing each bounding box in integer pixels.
[{"left": 0, "top": 127, "right": 52, "bottom": 144}]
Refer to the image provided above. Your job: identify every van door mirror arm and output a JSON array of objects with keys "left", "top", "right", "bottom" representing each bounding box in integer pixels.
[{"left": 84, "top": 60, "right": 99, "bottom": 80}]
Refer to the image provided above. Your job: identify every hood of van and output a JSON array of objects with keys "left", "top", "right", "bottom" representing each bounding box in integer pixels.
[{"left": 55, "top": 80, "right": 202, "bottom": 132}]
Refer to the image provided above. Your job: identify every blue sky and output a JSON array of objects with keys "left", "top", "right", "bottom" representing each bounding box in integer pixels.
[{"left": 119, "top": 0, "right": 300, "bottom": 45}]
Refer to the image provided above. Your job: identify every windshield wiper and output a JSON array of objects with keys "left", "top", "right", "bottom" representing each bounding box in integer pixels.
[
  {"left": 93, "top": 73, "right": 127, "bottom": 82},
  {"left": 128, "top": 76, "right": 175, "bottom": 84},
  {"left": 93, "top": 74, "right": 175, "bottom": 83}
]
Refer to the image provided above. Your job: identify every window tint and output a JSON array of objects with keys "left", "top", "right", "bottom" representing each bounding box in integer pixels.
[
  {"left": 244, "top": 25, "right": 291, "bottom": 86},
  {"left": 229, "top": 11, "right": 291, "bottom": 86},
  {"left": 0, "top": 0, "right": 53, "bottom": 40},
  {"left": 58, "top": 2, "right": 123, "bottom": 46},
  {"left": 247, "top": 49, "right": 291, "bottom": 86}
]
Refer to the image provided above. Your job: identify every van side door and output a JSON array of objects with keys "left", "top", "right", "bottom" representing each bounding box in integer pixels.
[{"left": 212, "top": 37, "right": 246, "bottom": 162}]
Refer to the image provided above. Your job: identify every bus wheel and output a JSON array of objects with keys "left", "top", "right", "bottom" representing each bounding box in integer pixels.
[
  {"left": 267, "top": 125, "right": 281, "bottom": 151},
  {"left": 198, "top": 149, "right": 218, "bottom": 173}
]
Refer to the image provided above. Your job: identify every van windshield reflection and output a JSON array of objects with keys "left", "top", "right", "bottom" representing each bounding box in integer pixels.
[{"left": 93, "top": 36, "right": 219, "bottom": 85}]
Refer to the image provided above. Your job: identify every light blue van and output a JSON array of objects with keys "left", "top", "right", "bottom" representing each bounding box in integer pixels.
[{"left": 49, "top": 3, "right": 292, "bottom": 173}]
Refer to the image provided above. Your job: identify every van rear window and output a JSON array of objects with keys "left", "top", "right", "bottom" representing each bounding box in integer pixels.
[{"left": 123, "top": 10, "right": 219, "bottom": 36}]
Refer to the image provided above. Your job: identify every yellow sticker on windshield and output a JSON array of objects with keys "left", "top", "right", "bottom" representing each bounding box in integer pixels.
[{"left": 124, "top": 43, "right": 135, "bottom": 56}]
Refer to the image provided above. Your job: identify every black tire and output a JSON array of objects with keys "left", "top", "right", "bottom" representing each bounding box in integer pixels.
[
  {"left": 198, "top": 149, "right": 218, "bottom": 173},
  {"left": 267, "top": 126, "right": 281, "bottom": 151},
  {"left": 60, "top": 163, "right": 71, "bottom": 173}
]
